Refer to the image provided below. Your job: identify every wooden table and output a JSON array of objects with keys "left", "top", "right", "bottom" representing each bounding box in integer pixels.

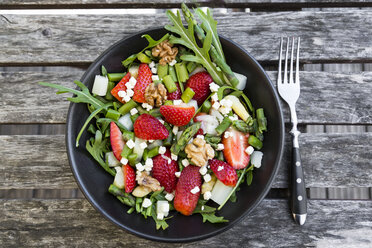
[{"left": 1, "top": 1, "right": 372, "bottom": 247}]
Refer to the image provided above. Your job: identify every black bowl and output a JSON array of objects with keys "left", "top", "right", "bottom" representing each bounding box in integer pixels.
[{"left": 66, "top": 27, "right": 284, "bottom": 242}]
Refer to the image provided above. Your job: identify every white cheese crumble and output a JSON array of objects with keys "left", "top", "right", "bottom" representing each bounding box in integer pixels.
[
  {"left": 148, "top": 140, "right": 154, "bottom": 143},
  {"left": 203, "top": 191, "right": 212, "bottom": 200},
  {"left": 136, "top": 163, "right": 145, "bottom": 172},
  {"left": 245, "top": 146, "right": 254, "bottom": 155},
  {"left": 126, "top": 139, "right": 135, "bottom": 149},
  {"left": 123, "top": 95, "right": 131, "bottom": 102},
  {"left": 169, "top": 59, "right": 177, "bottom": 66},
  {"left": 120, "top": 158, "right": 128, "bottom": 165},
  {"left": 126, "top": 89, "right": 134, "bottom": 97},
  {"left": 128, "top": 76, "right": 137, "bottom": 85},
  {"left": 149, "top": 61, "right": 156, "bottom": 68},
  {"left": 142, "top": 198, "right": 152, "bottom": 208},
  {"left": 175, "top": 171, "right": 181, "bottom": 178},
  {"left": 212, "top": 101, "right": 221, "bottom": 110},
  {"left": 196, "top": 135, "right": 204, "bottom": 140},
  {"left": 219, "top": 106, "right": 231, "bottom": 115},
  {"left": 209, "top": 82, "right": 220, "bottom": 92},
  {"left": 158, "top": 119, "right": 165, "bottom": 124},
  {"left": 203, "top": 174, "right": 212, "bottom": 182},
  {"left": 229, "top": 114, "right": 239, "bottom": 121},
  {"left": 172, "top": 126, "right": 179, "bottom": 135},
  {"left": 181, "top": 159, "right": 189, "bottom": 167},
  {"left": 171, "top": 153, "right": 178, "bottom": 161},
  {"left": 190, "top": 186, "right": 200, "bottom": 194},
  {"left": 130, "top": 108, "right": 138, "bottom": 116},
  {"left": 142, "top": 103, "right": 153, "bottom": 111},
  {"left": 217, "top": 143, "right": 224, "bottom": 151},
  {"left": 217, "top": 166, "right": 224, "bottom": 171},
  {"left": 140, "top": 142, "right": 147, "bottom": 149},
  {"left": 158, "top": 146, "right": 166, "bottom": 155},
  {"left": 118, "top": 90, "right": 126, "bottom": 98},
  {"left": 173, "top": 99, "right": 183, "bottom": 105},
  {"left": 151, "top": 75, "right": 160, "bottom": 81},
  {"left": 144, "top": 158, "right": 153, "bottom": 172},
  {"left": 157, "top": 212, "right": 164, "bottom": 220},
  {"left": 165, "top": 193, "right": 174, "bottom": 201},
  {"left": 199, "top": 166, "right": 207, "bottom": 175},
  {"left": 151, "top": 67, "right": 157, "bottom": 74},
  {"left": 224, "top": 131, "right": 231, "bottom": 138},
  {"left": 211, "top": 93, "right": 219, "bottom": 102},
  {"left": 220, "top": 98, "right": 233, "bottom": 108}
]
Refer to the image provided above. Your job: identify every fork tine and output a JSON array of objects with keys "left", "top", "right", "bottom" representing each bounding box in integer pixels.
[
  {"left": 289, "top": 37, "right": 295, "bottom": 84},
  {"left": 283, "top": 37, "right": 289, "bottom": 84},
  {"left": 296, "top": 37, "right": 300, "bottom": 85},
  {"left": 278, "top": 37, "right": 283, "bottom": 84}
]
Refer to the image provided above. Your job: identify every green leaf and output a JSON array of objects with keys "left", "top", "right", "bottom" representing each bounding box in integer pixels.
[
  {"left": 217, "top": 86, "right": 236, "bottom": 100},
  {"left": 247, "top": 169, "right": 253, "bottom": 186},
  {"left": 86, "top": 130, "right": 115, "bottom": 176},
  {"left": 201, "top": 213, "right": 228, "bottom": 224},
  {"left": 195, "top": 8, "right": 224, "bottom": 61},
  {"left": 165, "top": 10, "right": 226, "bottom": 86}
]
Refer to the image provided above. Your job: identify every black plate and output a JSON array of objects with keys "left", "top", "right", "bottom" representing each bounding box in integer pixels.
[{"left": 66, "top": 27, "right": 284, "bottom": 242}]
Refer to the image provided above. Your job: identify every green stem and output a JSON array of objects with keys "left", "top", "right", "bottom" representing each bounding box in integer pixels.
[{"left": 218, "top": 167, "right": 247, "bottom": 210}]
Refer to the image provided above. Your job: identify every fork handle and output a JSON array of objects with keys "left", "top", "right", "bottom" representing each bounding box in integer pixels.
[{"left": 290, "top": 132, "right": 307, "bottom": 225}]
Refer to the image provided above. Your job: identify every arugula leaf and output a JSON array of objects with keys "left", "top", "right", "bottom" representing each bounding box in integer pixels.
[
  {"left": 217, "top": 86, "right": 236, "bottom": 100},
  {"left": 193, "top": 199, "right": 216, "bottom": 214},
  {"left": 195, "top": 8, "right": 225, "bottom": 61},
  {"left": 121, "top": 33, "right": 170, "bottom": 68},
  {"left": 247, "top": 169, "right": 253, "bottom": 186},
  {"left": 150, "top": 205, "right": 171, "bottom": 230},
  {"left": 201, "top": 213, "right": 228, "bottom": 224},
  {"left": 39, "top": 81, "right": 105, "bottom": 109},
  {"left": 165, "top": 10, "right": 226, "bottom": 86},
  {"left": 86, "top": 130, "right": 115, "bottom": 176}
]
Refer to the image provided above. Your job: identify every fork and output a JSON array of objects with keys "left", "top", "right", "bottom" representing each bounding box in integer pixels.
[{"left": 278, "top": 37, "right": 307, "bottom": 225}]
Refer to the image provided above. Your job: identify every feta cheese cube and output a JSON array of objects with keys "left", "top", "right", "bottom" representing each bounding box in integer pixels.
[
  {"left": 201, "top": 205, "right": 205, "bottom": 210},
  {"left": 158, "top": 146, "right": 166, "bottom": 155},
  {"left": 171, "top": 153, "right": 178, "bottom": 161},
  {"left": 130, "top": 108, "right": 138, "bottom": 116},
  {"left": 172, "top": 126, "right": 179, "bottom": 135},
  {"left": 118, "top": 90, "right": 126, "bottom": 98},
  {"left": 129, "top": 76, "right": 137, "bottom": 85},
  {"left": 181, "top": 159, "right": 189, "bottom": 167},
  {"left": 209, "top": 82, "right": 220, "bottom": 92},
  {"left": 165, "top": 193, "right": 174, "bottom": 201},
  {"left": 120, "top": 158, "right": 128, "bottom": 165},
  {"left": 245, "top": 146, "right": 254, "bottom": 155},
  {"left": 126, "top": 139, "right": 135, "bottom": 149},
  {"left": 148, "top": 140, "right": 154, "bottom": 143},
  {"left": 190, "top": 186, "right": 200, "bottom": 194},
  {"left": 136, "top": 163, "right": 145, "bottom": 171},
  {"left": 151, "top": 67, "right": 157, "bottom": 74},
  {"left": 126, "top": 89, "right": 134, "bottom": 97},
  {"left": 229, "top": 114, "right": 239, "bottom": 121},
  {"left": 169, "top": 59, "right": 177, "bottom": 66},
  {"left": 157, "top": 212, "right": 164, "bottom": 220},
  {"left": 196, "top": 135, "right": 204, "bottom": 140},
  {"left": 203, "top": 191, "right": 212, "bottom": 200},
  {"left": 173, "top": 99, "right": 182, "bottom": 105},
  {"left": 175, "top": 171, "right": 181, "bottom": 177},
  {"left": 149, "top": 61, "right": 156, "bottom": 68},
  {"left": 158, "top": 119, "right": 165, "bottom": 124},
  {"left": 211, "top": 93, "right": 219, "bottom": 102},
  {"left": 145, "top": 158, "right": 153, "bottom": 167},
  {"left": 219, "top": 106, "right": 231, "bottom": 115},
  {"left": 199, "top": 166, "right": 208, "bottom": 175},
  {"left": 217, "top": 166, "right": 224, "bottom": 171},
  {"left": 212, "top": 101, "right": 221, "bottom": 110},
  {"left": 123, "top": 95, "right": 131, "bottom": 102},
  {"left": 140, "top": 142, "right": 147, "bottom": 149},
  {"left": 203, "top": 174, "right": 212, "bottom": 182},
  {"left": 224, "top": 132, "right": 231, "bottom": 139},
  {"left": 217, "top": 143, "right": 224, "bottom": 151},
  {"left": 142, "top": 198, "right": 152, "bottom": 208},
  {"left": 157, "top": 200, "right": 170, "bottom": 213},
  {"left": 151, "top": 75, "right": 160, "bottom": 81}
]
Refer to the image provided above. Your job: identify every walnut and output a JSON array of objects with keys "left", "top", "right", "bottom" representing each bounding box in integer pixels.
[
  {"left": 136, "top": 172, "right": 162, "bottom": 191},
  {"left": 185, "top": 137, "right": 215, "bottom": 167},
  {"left": 132, "top": 185, "right": 152, "bottom": 197},
  {"left": 152, "top": 40, "right": 178, "bottom": 65},
  {"left": 144, "top": 83, "right": 167, "bottom": 107}
]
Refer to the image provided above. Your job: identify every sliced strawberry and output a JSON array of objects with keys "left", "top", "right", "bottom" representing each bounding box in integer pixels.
[
  {"left": 159, "top": 104, "right": 195, "bottom": 126},
  {"left": 193, "top": 112, "right": 206, "bottom": 136},
  {"left": 110, "top": 72, "right": 131, "bottom": 103},
  {"left": 110, "top": 122, "right": 125, "bottom": 161},
  {"left": 167, "top": 83, "right": 182, "bottom": 100},
  {"left": 174, "top": 165, "right": 201, "bottom": 216},
  {"left": 134, "top": 113, "right": 169, "bottom": 140},
  {"left": 222, "top": 127, "right": 250, "bottom": 169},
  {"left": 186, "top": 72, "right": 213, "bottom": 105},
  {"left": 122, "top": 164, "right": 136, "bottom": 193},
  {"left": 209, "top": 159, "right": 238, "bottom": 186},
  {"left": 132, "top": 63, "right": 152, "bottom": 103},
  {"left": 152, "top": 149, "right": 178, "bottom": 193}
]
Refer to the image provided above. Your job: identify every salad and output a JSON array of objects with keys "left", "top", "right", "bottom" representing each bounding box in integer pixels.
[{"left": 40, "top": 3, "right": 267, "bottom": 230}]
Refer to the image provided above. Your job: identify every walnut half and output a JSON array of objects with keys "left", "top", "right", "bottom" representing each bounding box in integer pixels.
[
  {"left": 136, "top": 172, "right": 162, "bottom": 192},
  {"left": 145, "top": 83, "right": 167, "bottom": 107},
  {"left": 152, "top": 40, "right": 178, "bottom": 65},
  {"left": 185, "top": 137, "right": 215, "bottom": 167}
]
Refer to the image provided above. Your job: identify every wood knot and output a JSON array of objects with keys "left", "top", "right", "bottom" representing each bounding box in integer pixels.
[{"left": 42, "top": 28, "right": 52, "bottom": 37}]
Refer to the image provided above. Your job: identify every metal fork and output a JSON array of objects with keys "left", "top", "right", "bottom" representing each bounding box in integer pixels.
[{"left": 278, "top": 37, "right": 307, "bottom": 225}]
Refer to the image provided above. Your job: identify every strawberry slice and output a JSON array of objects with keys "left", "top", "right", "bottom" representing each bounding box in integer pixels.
[
  {"left": 167, "top": 83, "right": 182, "bottom": 100},
  {"left": 222, "top": 127, "right": 250, "bottom": 169},
  {"left": 110, "top": 72, "right": 131, "bottom": 103},
  {"left": 122, "top": 164, "right": 136, "bottom": 193},
  {"left": 134, "top": 113, "right": 169, "bottom": 140},
  {"left": 159, "top": 104, "right": 195, "bottom": 126},
  {"left": 152, "top": 149, "right": 178, "bottom": 193},
  {"left": 110, "top": 122, "right": 125, "bottom": 161},
  {"left": 174, "top": 165, "right": 201, "bottom": 216},
  {"left": 132, "top": 63, "right": 153, "bottom": 103},
  {"left": 186, "top": 72, "right": 213, "bottom": 105},
  {"left": 209, "top": 159, "right": 238, "bottom": 186}
]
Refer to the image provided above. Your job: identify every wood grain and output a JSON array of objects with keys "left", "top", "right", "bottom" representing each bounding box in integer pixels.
[
  {"left": 0, "top": 133, "right": 371, "bottom": 189},
  {"left": 1, "top": 71, "right": 371, "bottom": 124},
  {"left": 0, "top": 199, "right": 371, "bottom": 247},
  {"left": 0, "top": 11, "right": 371, "bottom": 64}
]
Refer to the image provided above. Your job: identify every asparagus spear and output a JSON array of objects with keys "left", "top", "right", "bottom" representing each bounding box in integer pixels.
[
  {"left": 181, "top": 3, "right": 239, "bottom": 87},
  {"left": 171, "top": 122, "right": 201, "bottom": 155}
]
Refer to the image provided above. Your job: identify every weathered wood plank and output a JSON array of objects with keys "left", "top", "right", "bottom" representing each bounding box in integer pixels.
[
  {"left": 1, "top": 11, "right": 371, "bottom": 64},
  {"left": 0, "top": 0, "right": 370, "bottom": 8},
  {"left": 1, "top": 133, "right": 371, "bottom": 189},
  {"left": 1, "top": 71, "right": 371, "bottom": 124},
  {"left": 0, "top": 199, "right": 371, "bottom": 247}
]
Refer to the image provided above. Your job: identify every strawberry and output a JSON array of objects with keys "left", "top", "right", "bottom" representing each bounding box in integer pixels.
[
  {"left": 209, "top": 159, "right": 238, "bottom": 186},
  {"left": 110, "top": 122, "right": 125, "bottom": 161},
  {"left": 133, "top": 63, "right": 153, "bottom": 103},
  {"left": 174, "top": 165, "right": 201, "bottom": 216},
  {"left": 193, "top": 112, "right": 206, "bottom": 136},
  {"left": 186, "top": 72, "right": 213, "bottom": 105},
  {"left": 134, "top": 113, "right": 169, "bottom": 140},
  {"left": 222, "top": 127, "right": 250, "bottom": 169},
  {"left": 167, "top": 83, "right": 182, "bottom": 100},
  {"left": 110, "top": 72, "right": 131, "bottom": 103},
  {"left": 152, "top": 149, "right": 178, "bottom": 193},
  {"left": 159, "top": 104, "right": 195, "bottom": 126},
  {"left": 122, "top": 164, "right": 136, "bottom": 193}
]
